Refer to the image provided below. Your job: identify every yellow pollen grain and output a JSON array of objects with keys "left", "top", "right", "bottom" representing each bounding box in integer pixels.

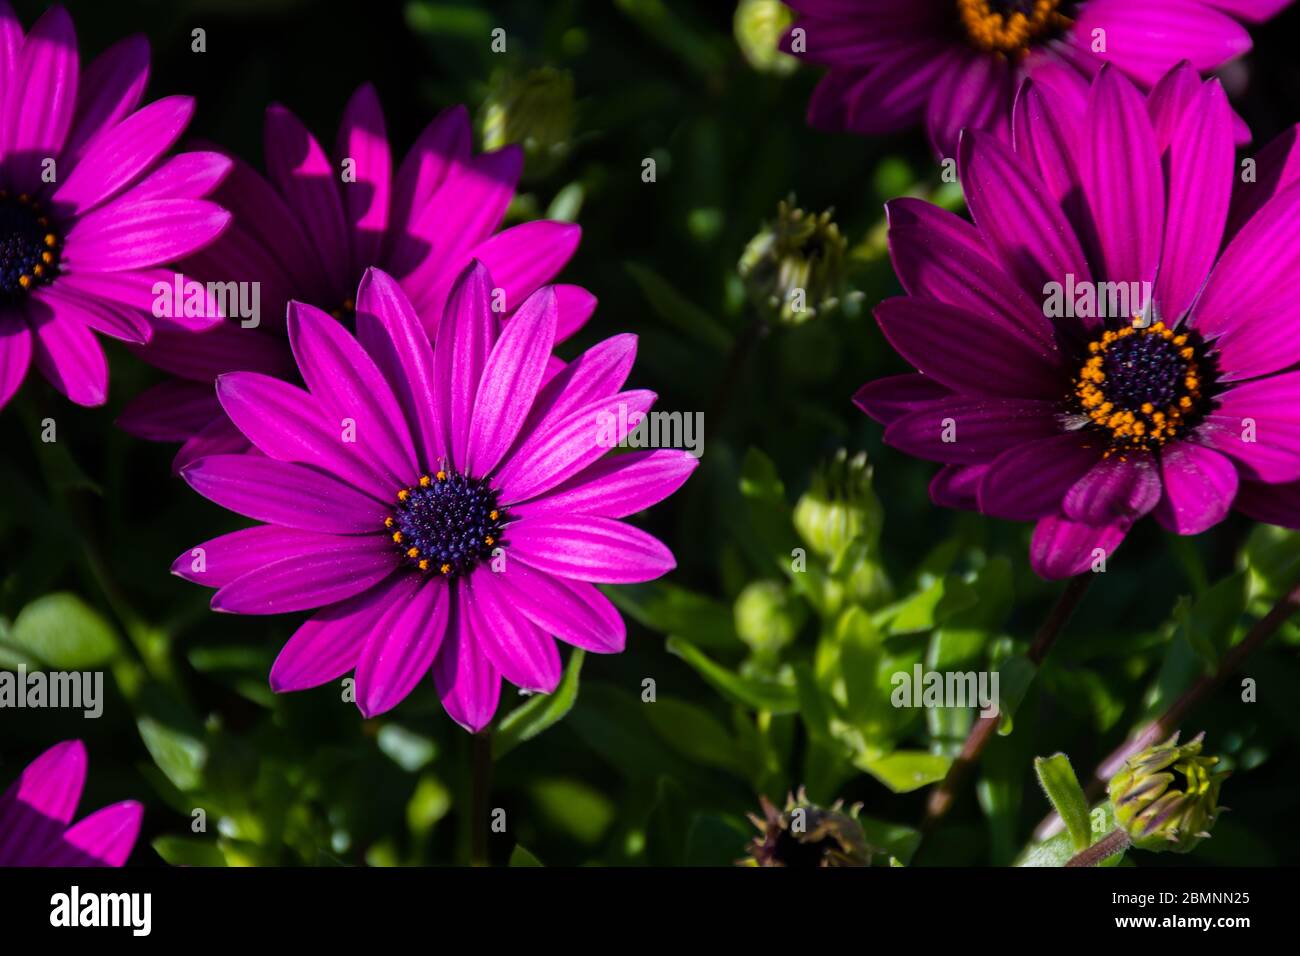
[
  {"left": 436, "top": 470, "right": 447, "bottom": 481},
  {"left": 392, "top": 531, "right": 403, "bottom": 543},
  {"left": 418, "top": 559, "right": 429, "bottom": 571},
  {"left": 384, "top": 517, "right": 394, "bottom": 528},
  {"left": 484, "top": 536, "right": 495, "bottom": 546},
  {"left": 440, "top": 563, "right": 451, "bottom": 575},
  {"left": 489, "top": 510, "right": 499, "bottom": 521},
  {"left": 407, "top": 547, "right": 420, "bottom": 559},
  {"left": 398, "top": 489, "right": 410, "bottom": 501},
  {"left": 419, "top": 475, "right": 431, "bottom": 487}
]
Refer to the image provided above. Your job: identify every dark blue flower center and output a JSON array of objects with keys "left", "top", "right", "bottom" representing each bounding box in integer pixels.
[
  {"left": 0, "top": 192, "right": 59, "bottom": 300},
  {"left": 386, "top": 470, "right": 507, "bottom": 577},
  {"left": 1075, "top": 322, "right": 1213, "bottom": 452}
]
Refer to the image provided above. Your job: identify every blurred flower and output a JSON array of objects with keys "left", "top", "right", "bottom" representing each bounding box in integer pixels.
[
  {"left": 734, "top": 579, "right": 806, "bottom": 655},
  {"left": 479, "top": 67, "right": 576, "bottom": 180},
  {"left": 1108, "top": 732, "right": 1228, "bottom": 853},
  {"left": 174, "top": 265, "right": 696, "bottom": 731},
  {"left": 734, "top": 0, "right": 798, "bottom": 75},
  {"left": 794, "top": 449, "right": 883, "bottom": 561},
  {"left": 0, "top": 740, "right": 142, "bottom": 866},
  {"left": 738, "top": 197, "right": 845, "bottom": 325},
  {"left": 857, "top": 63, "right": 1300, "bottom": 578},
  {"left": 119, "top": 85, "right": 594, "bottom": 470},
  {"left": 779, "top": 0, "right": 1293, "bottom": 156},
  {"left": 742, "top": 788, "right": 874, "bottom": 866},
  {"left": 0, "top": 4, "right": 231, "bottom": 411}
]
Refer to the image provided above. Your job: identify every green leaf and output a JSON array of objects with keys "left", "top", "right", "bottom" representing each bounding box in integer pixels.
[
  {"left": 854, "top": 750, "right": 952, "bottom": 794},
  {"left": 883, "top": 576, "right": 978, "bottom": 635},
  {"left": 1017, "top": 803, "right": 1124, "bottom": 867},
  {"left": 7, "top": 593, "right": 119, "bottom": 668},
  {"left": 994, "top": 654, "right": 1036, "bottom": 735},
  {"left": 605, "top": 581, "right": 735, "bottom": 649},
  {"left": 494, "top": 649, "right": 585, "bottom": 758},
  {"left": 666, "top": 636, "right": 797, "bottom": 713},
  {"left": 857, "top": 816, "right": 921, "bottom": 866},
  {"left": 792, "top": 662, "right": 833, "bottom": 744},
  {"left": 509, "top": 845, "right": 544, "bottom": 867},
  {"left": 644, "top": 696, "right": 741, "bottom": 772},
  {"left": 625, "top": 262, "right": 732, "bottom": 352},
  {"left": 685, "top": 814, "right": 751, "bottom": 866},
  {"left": 1176, "top": 571, "right": 1246, "bottom": 666},
  {"left": 838, "top": 606, "right": 883, "bottom": 725},
  {"left": 1034, "top": 754, "right": 1091, "bottom": 851},
  {"left": 151, "top": 836, "right": 226, "bottom": 867}
]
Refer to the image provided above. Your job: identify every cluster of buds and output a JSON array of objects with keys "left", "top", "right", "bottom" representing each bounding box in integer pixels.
[
  {"left": 794, "top": 449, "right": 883, "bottom": 562},
  {"left": 1107, "top": 732, "right": 1228, "bottom": 854},
  {"left": 739, "top": 196, "right": 846, "bottom": 326},
  {"left": 741, "top": 788, "right": 876, "bottom": 867},
  {"left": 479, "top": 67, "right": 576, "bottom": 180}
]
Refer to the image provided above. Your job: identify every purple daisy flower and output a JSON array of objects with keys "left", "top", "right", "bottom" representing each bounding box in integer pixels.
[
  {"left": 0, "top": 3, "right": 232, "bottom": 411},
  {"left": 119, "top": 86, "right": 594, "bottom": 471},
  {"left": 856, "top": 62, "right": 1300, "bottom": 578},
  {"left": 0, "top": 740, "right": 142, "bottom": 867},
  {"left": 173, "top": 265, "right": 696, "bottom": 730},
  {"left": 781, "top": 0, "right": 1293, "bottom": 155}
]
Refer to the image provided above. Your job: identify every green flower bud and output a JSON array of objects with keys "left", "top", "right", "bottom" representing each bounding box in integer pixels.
[
  {"left": 742, "top": 788, "right": 876, "bottom": 867},
  {"left": 479, "top": 67, "right": 576, "bottom": 180},
  {"left": 738, "top": 196, "right": 846, "bottom": 326},
  {"left": 733, "top": 0, "right": 798, "bottom": 76},
  {"left": 793, "top": 450, "right": 883, "bottom": 561},
  {"left": 734, "top": 580, "right": 805, "bottom": 655},
  {"left": 1107, "top": 732, "right": 1229, "bottom": 854}
]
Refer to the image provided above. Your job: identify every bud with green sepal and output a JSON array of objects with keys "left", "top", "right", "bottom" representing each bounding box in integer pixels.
[
  {"left": 1107, "top": 732, "right": 1229, "bottom": 854},
  {"left": 794, "top": 450, "right": 884, "bottom": 562},
  {"left": 734, "top": 579, "right": 806, "bottom": 658},
  {"left": 479, "top": 67, "right": 576, "bottom": 180},
  {"left": 738, "top": 196, "right": 846, "bottom": 326}
]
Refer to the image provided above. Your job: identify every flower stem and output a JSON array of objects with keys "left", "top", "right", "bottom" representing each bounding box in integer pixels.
[
  {"left": 921, "top": 573, "right": 1094, "bottom": 834},
  {"left": 1065, "top": 829, "right": 1130, "bottom": 868},
  {"left": 470, "top": 730, "right": 493, "bottom": 867}
]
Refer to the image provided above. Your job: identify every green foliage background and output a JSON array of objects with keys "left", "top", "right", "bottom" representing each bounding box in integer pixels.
[{"left": 3, "top": 0, "right": 1299, "bottom": 866}]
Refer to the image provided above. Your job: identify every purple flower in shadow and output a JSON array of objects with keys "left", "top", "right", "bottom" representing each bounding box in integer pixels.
[
  {"left": 119, "top": 86, "right": 594, "bottom": 472},
  {"left": 858, "top": 62, "right": 1300, "bottom": 577},
  {"left": 780, "top": 0, "right": 1293, "bottom": 155}
]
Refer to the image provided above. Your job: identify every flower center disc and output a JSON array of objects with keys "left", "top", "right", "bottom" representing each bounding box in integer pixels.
[
  {"left": 956, "top": 0, "right": 1072, "bottom": 56},
  {"left": 385, "top": 470, "right": 507, "bottom": 577},
  {"left": 1074, "top": 321, "right": 1211, "bottom": 453},
  {"left": 0, "top": 192, "right": 60, "bottom": 301}
]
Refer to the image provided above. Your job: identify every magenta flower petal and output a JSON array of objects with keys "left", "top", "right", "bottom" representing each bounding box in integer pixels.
[
  {"left": 852, "top": 374, "right": 952, "bottom": 426},
  {"left": 135, "top": 321, "right": 293, "bottom": 382},
  {"left": 264, "top": 103, "right": 352, "bottom": 295},
  {"left": 1193, "top": 374, "right": 1300, "bottom": 482},
  {"left": 4, "top": 6, "right": 77, "bottom": 190},
  {"left": 466, "top": 571, "right": 562, "bottom": 693},
  {"left": 1080, "top": 68, "right": 1164, "bottom": 291},
  {"left": 553, "top": 284, "right": 598, "bottom": 342},
  {"left": 270, "top": 576, "right": 412, "bottom": 692},
  {"left": 62, "top": 198, "right": 231, "bottom": 272},
  {"left": 513, "top": 449, "right": 699, "bottom": 520},
  {"left": 1155, "top": 80, "right": 1233, "bottom": 323},
  {"left": 1074, "top": 0, "right": 1250, "bottom": 86},
  {"left": 486, "top": 560, "right": 626, "bottom": 653},
  {"left": 171, "top": 524, "right": 361, "bottom": 588},
  {"left": 217, "top": 372, "right": 395, "bottom": 498},
  {"left": 1012, "top": 80, "right": 1082, "bottom": 209},
  {"left": 1154, "top": 442, "right": 1239, "bottom": 534},
  {"left": 1031, "top": 515, "right": 1129, "bottom": 579},
  {"left": 0, "top": 317, "right": 32, "bottom": 407},
  {"left": 508, "top": 515, "right": 676, "bottom": 584},
  {"left": 386, "top": 104, "right": 472, "bottom": 271},
  {"left": 979, "top": 434, "right": 1102, "bottom": 522},
  {"left": 355, "top": 577, "right": 449, "bottom": 717},
  {"left": 40, "top": 801, "right": 143, "bottom": 867},
  {"left": 1145, "top": 61, "right": 1203, "bottom": 151},
  {"left": 494, "top": 390, "right": 658, "bottom": 504},
  {"left": 464, "top": 221, "right": 582, "bottom": 318},
  {"left": 61, "top": 33, "right": 149, "bottom": 158},
  {"left": 52, "top": 95, "right": 194, "bottom": 214},
  {"left": 181, "top": 454, "right": 388, "bottom": 533},
  {"left": 434, "top": 592, "right": 502, "bottom": 733},
  {"left": 959, "top": 129, "right": 1093, "bottom": 303},
  {"left": 117, "top": 380, "right": 223, "bottom": 442},
  {"left": 355, "top": 267, "right": 445, "bottom": 468},
  {"left": 173, "top": 417, "right": 249, "bottom": 473},
  {"left": 431, "top": 261, "right": 498, "bottom": 467},
  {"left": 874, "top": 297, "right": 1064, "bottom": 399},
  {"left": 884, "top": 397, "right": 1063, "bottom": 465},
  {"left": 0, "top": 741, "right": 141, "bottom": 867},
  {"left": 466, "top": 286, "right": 557, "bottom": 476},
  {"left": 287, "top": 302, "right": 418, "bottom": 487},
  {"left": 30, "top": 308, "right": 108, "bottom": 406},
  {"left": 211, "top": 539, "right": 397, "bottom": 615},
  {"left": 516, "top": 333, "right": 638, "bottom": 437},
  {"left": 334, "top": 83, "right": 391, "bottom": 276},
  {"left": 1063, "top": 453, "right": 1163, "bottom": 525},
  {"left": 33, "top": 286, "right": 150, "bottom": 344},
  {"left": 930, "top": 464, "right": 987, "bottom": 511},
  {"left": 1227, "top": 123, "right": 1300, "bottom": 236},
  {"left": 127, "top": 151, "right": 234, "bottom": 203}
]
